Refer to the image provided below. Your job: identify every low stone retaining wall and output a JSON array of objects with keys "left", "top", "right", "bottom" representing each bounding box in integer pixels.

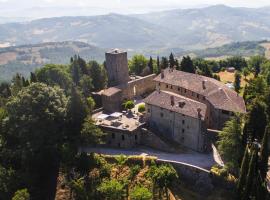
[{"left": 157, "top": 159, "right": 214, "bottom": 195}]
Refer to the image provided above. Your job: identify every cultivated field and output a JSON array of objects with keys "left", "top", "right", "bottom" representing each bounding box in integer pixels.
[{"left": 216, "top": 71, "right": 253, "bottom": 88}]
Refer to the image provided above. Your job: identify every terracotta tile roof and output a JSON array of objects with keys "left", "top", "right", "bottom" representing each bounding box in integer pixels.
[
  {"left": 144, "top": 90, "right": 207, "bottom": 120},
  {"left": 154, "top": 68, "right": 246, "bottom": 113},
  {"left": 102, "top": 87, "right": 122, "bottom": 96}
]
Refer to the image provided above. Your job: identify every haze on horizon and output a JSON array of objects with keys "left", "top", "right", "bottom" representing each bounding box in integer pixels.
[{"left": 0, "top": 0, "right": 270, "bottom": 19}]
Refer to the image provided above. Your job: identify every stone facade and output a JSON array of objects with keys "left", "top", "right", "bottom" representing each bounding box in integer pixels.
[
  {"left": 105, "top": 49, "right": 130, "bottom": 87},
  {"left": 154, "top": 68, "right": 245, "bottom": 130}
]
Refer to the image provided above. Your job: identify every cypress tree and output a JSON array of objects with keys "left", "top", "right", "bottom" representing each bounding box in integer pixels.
[
  {"left": 148, "top": 56, "right": 153, "bottom": 74},
  {"left": 237, "top": 145, "right": 250, "bottom": 195},
  {"left": 234, "top": 71, "right": 241, "bottom": 93},
  {"left": 259, "top": 125, "right": 269, "bottom": 179},
  {"left": 157, "top": 56, "right": 160, "bottom": 74},
  {"left": 242, "top": 147, "right": 258, "bottom": 200},
  {"left": 169, "top": 52, "right": 175, "bottom": 68},
  {"left": 30, "top": 72, "right": 37, "bottom": 83}
]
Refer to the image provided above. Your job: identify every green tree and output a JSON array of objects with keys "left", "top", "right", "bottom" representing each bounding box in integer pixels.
[
  {"left": 234, "top": 71, "right": 241, "bottom": 93},
  {"left": 89, "top": 61, "right": 107, "bottom": 91},
  {"left": 70, "top": 60, "right": 81, "bottom": 86},
  {"left": 36, "top": 64, "right": 72, "bottom": 91},
  {"left": 169, "top": 53, "right": 175, "bottom": 68},
  {"left": 87, "top": 96, "right": 96, "bottom": 113},
  {"left": 12, "top": 189, "right": 30, "bottom": 200},
  {"left": 249, "top": 55, "right": 265, "bottom": 77},
  {"left": 242, "top": 67, "right": 250, "bottom": 80},
  {"left": 242, "top": 147, "right": 258, "bottom": 200},
  {"left": 226, "top": 56, "right": 247, "bottom": 71},
  {"left": 217, "top": 116, "right": 244, "bottom": 173},
  {"left": 129, "top": 55, "right": 148, "bottom": 75},
  {"left": 148, "top": 56, "right": 154, "bottom": 74},
  {"left": 80, "top": 119, "right": 105, "bottom": 146},
  {"left": 79, "top": 75, "right": 93, "bottom": 97},
  {"left": 3, "top": 83, "right": 68, "bottom": 199},
  {"left": 161, "top": 57, "right": 169, "bottom": 69},
  {"left": 237, "top": 145, "right": 250, "bottom": 195},
  {"left": 98, "top": 179, "right": 125, "bottom": 200},
  {"left": 123, "top": 100, "right": 135, "bottom": 110},
  {"left": 130, "top": 186, "right": 152, "bottom": 200},
  {"left": 156, "top": 56, "right": 161, "bottom": 74},
  {"left": 138, "top": 104, "right": 145, "bottom": 113},
  {"left": 245, "top": 99, "right": 267, "bottom": 141},
  {"left": 180, "top": 56, "right": 195, "bottom": 73},
  {"left": 259, "top": 125, "right": 269, "bottom": 179}
]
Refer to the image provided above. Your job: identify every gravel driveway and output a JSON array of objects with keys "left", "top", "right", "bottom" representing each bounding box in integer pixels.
[{"left": 81, "top": 146, "right": 218, "bottom": 170}]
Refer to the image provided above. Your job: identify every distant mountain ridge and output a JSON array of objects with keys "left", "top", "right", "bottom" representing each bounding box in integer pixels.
[{"left": 1, "top": 5, "right": 270, "bottom": 51}]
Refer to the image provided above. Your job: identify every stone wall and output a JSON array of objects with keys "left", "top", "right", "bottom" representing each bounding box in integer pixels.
[
  {"left": 140, "top": 128, "right": 177, "bottom": 153},
  {"left": 121, "top": 74, "right": 156, "bottom": 100}
]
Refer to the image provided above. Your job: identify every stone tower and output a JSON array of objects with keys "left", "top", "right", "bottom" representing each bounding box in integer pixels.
[{"left": 105, "top": 49, "right": 129, "bottom": 87}]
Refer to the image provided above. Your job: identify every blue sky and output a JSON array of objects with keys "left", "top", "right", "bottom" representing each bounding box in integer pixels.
[{"left": 1, "top": 0, "right": 270, "bottom": 18}]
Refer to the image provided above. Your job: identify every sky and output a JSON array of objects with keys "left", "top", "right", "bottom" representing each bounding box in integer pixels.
[{"left": 0, "top": 0, "right": 270, "bottom": 19}]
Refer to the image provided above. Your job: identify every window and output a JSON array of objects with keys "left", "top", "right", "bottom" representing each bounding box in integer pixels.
[
  {"left": 182, "top": 120, "right": 185, "bottom": 124},
  {"left": 182, "top": 114, "right": 185, "bottom": 117},
  {"left": 112, "top": 133, "right": 115, "bottom": 139},
  {"left": 160, "top": 113, "right": 164, "bottom": 117},
  {"left": 178, "top": 87, "right": 180, "bottom": 91},
  {"left": 170, "top": 85, "right": 173, "bottom": 89},
  {"left": 166, "top": 85, "right": 169, "bottom": 88},
  {"left": 158, "top": 82, "right": 161, "bottom": 86},
  {"left": 203, "top": 97, "right": 206, "bottom": 100},
  {"left": 182, "top": 129, "right": 185, "bottom": 133},
  {"left": 197, "top": 94, "right": 199, "bottom": 99},
  {"left": 184, "top": 89, "right": 187, "bottom": 93},
  {"left": 222, "top": 110, "right": 230, "bottom": 115},
  {"left": 148, "top": 109, "right": 150, "bottom": 113},
  {"left": 122, "top": 135, "right": 125, "bottom": 141},
  {"left": 135, "top": 135, "right": 137, "bottom": 140},
  {"left": 192, "top": 92, "right": 194, "bottom": 96}
]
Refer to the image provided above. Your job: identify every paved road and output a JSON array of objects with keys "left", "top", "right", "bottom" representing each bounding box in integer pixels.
[{"left": 82, "top": 146, "right": 218, "bottom": 170}]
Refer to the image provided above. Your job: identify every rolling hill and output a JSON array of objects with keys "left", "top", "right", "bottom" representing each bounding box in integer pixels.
[
  {"left": 1, "top": 5, "right": 270, "bottom": 51},
  {"left": 0, "top": 41, "right": 105, "bottom": 82}
]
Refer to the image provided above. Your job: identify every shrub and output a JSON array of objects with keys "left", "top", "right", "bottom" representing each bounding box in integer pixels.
[
  {"left": 138, "top": 104, "right": 146, "bottom": 113},
  {"left": 123, "top": 100, "right": 135, "bottom": 110}
]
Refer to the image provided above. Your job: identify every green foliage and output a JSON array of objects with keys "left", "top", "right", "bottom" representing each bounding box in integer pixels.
[
  {"left": 130, "top": 185, "right": 152, "bottom": 200},
  {"left": 86, "top": 96, "right": 96, "bottom": 113},
  {"left": 88, "top": 60, "right": 107, "bottom": 91},
  {"left": 259, "top": 125, "right": 269, "bottom": 179},
  {"left": 129, "top": 55, "right": 148, "bottom": 75},
  {"left": 98, "top": 179, "right": 125, "bottom": 200},
  {"left": 79, "top": 75, "right": 93, "bottom": 97},
  {"left": 80, "top": 119, "right": 105, "bottom": 146},
  {"left": 245, "top": 99, "right": 267, "bottom": 141},
  {"left": 217, "top": 116, "right": 244, "bottom": 173},
  {"left": 138, "top": 104, "right": 146, "bottom": 113},
  {"left": 36, "top": 64, "right": 72, "bottom": 91},
  {"left": 12, "top": 189, "right": 30, "bottom": 200},
  {"left": 248, "top": 55, "right": 266, "bottom": 77},
  {"left": 116, "top": 154, "right": 128, "bottom": 166},
  {"left": 237, "top": 145, "right": 250, "bottom": 195},
  {"left": 234, "top": 71, "right": 241, "bottom": 93},
  {"left": 225, "top": 56, "right": 247, "bottom": 71},
  {"left": 0, "top": 166, "right": 19, "bottom": 200},
  {"left": 123, "top": 100, "right": 135, "bottom": 110},
  {"left": 129, "top": 165, "right": 141, "bottom": 180},
  {"left": 180, "top": 56, "right": 195, "bottom": 73}
]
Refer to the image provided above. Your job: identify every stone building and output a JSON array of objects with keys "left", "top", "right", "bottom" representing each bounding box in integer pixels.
[
  {"left": 153, "top": 68, "right": 246, "bottom": 130},
  {"left": 144, "top": 90, "right": 209, "bottom": 152},
  {"left": 143, "top": 68, "right": 246, "bottom": 152},
  {"left": 101, "top": 49, "right": 156, "bottom": 113}
]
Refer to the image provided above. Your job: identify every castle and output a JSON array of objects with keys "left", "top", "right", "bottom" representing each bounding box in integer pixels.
[{"left": 95, "top": 49, "right": 246, "bottom": 152}]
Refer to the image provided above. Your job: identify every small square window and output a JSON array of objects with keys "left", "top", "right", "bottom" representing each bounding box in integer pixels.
[
  {"left": 135, "top": 135, "right": 137, "bottom": 140},
  {"left": 158, "top": 83, "right": 161, "bottom": 86},
  {"left": 182, "top": 120, "right": 185, "bottom": 124},
  {"left": 197, "top": 94, "right": 199, "bottom": 98},
  {"left": 170, "top": 85, "right": 173, "bottom": 89},
  {"left": 178, "top": 87, "right": 180, "bottom": 91},
  {"left": 122, "top": 135, "right": 125, "bottom": 141},
  {"left": 160, "top": 113, "right": 164, "bottom": 117},
  {"left": 148, "top": 109, "right": 150, "bottom": 113},
  {"left": 166, "top": 85, "right": 169, "bottom": 88},
  {"left": 184, "top": 89, "right": 187, "bottom": 93},
  {"left": 182, "top": 129, "right": 185, "bottom": 133}
]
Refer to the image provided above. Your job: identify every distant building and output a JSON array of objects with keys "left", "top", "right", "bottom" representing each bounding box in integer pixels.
[{"left": 226, "top": 67, "right": 235, "bottom": 73}]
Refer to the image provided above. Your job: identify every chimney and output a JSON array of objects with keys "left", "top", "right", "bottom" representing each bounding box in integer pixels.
[
  {"left": 202, "top": 80, "right": 207, "bottom": 89},
  {"left": 197, "top": 108, "right": 202, "bottom": 119},
  {"left": 178, "top": 100, "right": 185, "bottom": 108},
  {"left": 170, "top": 96, "right": 175, "bottom": 106},
  {"left": 161, "top": 70, "right": 165, "bottom": 79}
]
